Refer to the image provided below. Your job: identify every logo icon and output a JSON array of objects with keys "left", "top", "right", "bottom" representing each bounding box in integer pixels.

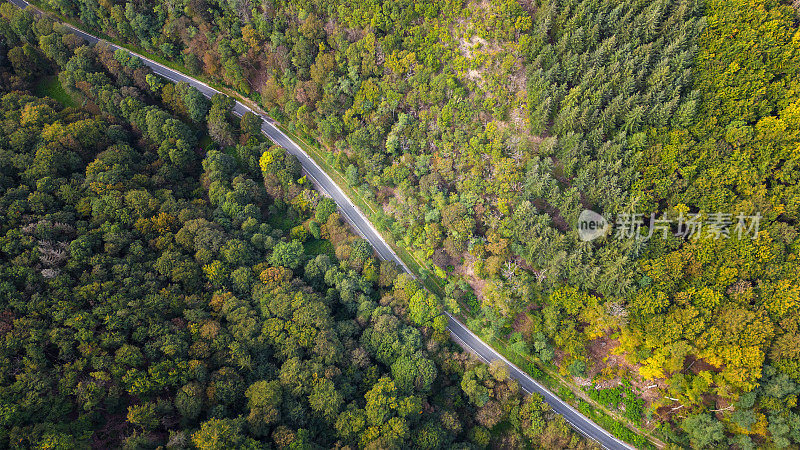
[{"left": 577, "top": 210, "right": 609, "bottom": 242}]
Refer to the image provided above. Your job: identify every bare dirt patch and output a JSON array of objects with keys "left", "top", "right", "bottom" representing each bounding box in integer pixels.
[
  {"left": 458, "top": 35, "right": 493, "bottom": 59},
  {"left": 509, "top": 105, "right": 529, "bottom": 131},
  {"left": 685, "top": 355, "right": 721, "bottom": 375},
  {"left": 466, "top": 69, "right": 483, "bottom": 84},
  {"left": 248, "top": 62, "right": 269, "bottom": 94},
  {"left": 375, "top": 186, "right": 395, "bottom": 205},
  {"left": 455, "top": 254, "right": 489, "bottom": 303}
]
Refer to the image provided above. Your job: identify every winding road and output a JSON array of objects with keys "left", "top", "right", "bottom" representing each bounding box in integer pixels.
[{"left": 6, "top": 1, "right": 636, "bottom": 448}]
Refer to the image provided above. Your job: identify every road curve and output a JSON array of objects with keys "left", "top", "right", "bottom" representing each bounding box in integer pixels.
[{"left": 6, "top": 1, "right": 635, "bottom": 448}]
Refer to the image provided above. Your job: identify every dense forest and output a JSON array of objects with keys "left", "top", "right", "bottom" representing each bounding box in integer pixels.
[
  {"left": 0, "top": 6, "right": 600, "bottom": 449},
  {"left": 3, "top": 0, "right": 800, "bottom": 447}
]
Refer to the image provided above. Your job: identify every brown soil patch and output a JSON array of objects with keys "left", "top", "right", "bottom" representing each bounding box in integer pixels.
[
  {"left": 376, "top": 186, "right": 395, "bottom": 204},
  {"left": 511, "top": 309, "right": 542, "bottom": 338},
  {"left": 512, "top": 312, "right": 529, "bottom": 333},
  {"left": 324, "top": 20, "right": 337, "bottom": 37},
  {"left": 553, "top": 347, "right": 566, "bottom": 368},
  {"left": 509, "top": 105, "right": 529, "bottom": 132},
  {"left": 586, "top": 335, "right": 617, "bottom": 378},
  {"left": 684, "top": 355, "right": 721, "bottom": 375},
  {"left": 454, "top": 254, "right": 489, "bottom": 303},
  {"left": 458, "top": 35, "right": 497, "bottom": 60},
  {"left": 248, "top": 62, "right": 269, "bottom": 95},
  {"left": 514, "top": 257, "right": 535, "bottom": 272},
  {"left": 466, "top": 69, "right": 483, "bottom": 84},
  {"left": 343, "top": 27, "right": 364, "bottom": 43}
]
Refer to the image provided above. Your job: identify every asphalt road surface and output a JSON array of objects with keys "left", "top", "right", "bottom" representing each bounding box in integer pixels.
[{"left": 7, "top": 1, "right": 636, "bottom": 448}]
